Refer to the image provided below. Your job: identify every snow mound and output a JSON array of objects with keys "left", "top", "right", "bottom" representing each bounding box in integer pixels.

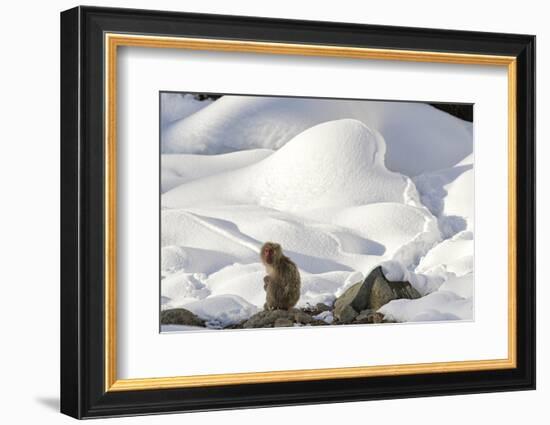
[
  {"left": 182, "top": 204, "right": 385, "bottom": 270},
  {"left": 161, "top": 271, "right": 210, "bottom": 309},
  {"left": 416, "top": 231, "right": 473, "bottom": 277},
  {"left": 163, "top": 119, "right": 412, "bottom": 212},
  {"left": 161, "top": 210, "right": 260, "bottom": 264},
  {"left": 183, "top": 294, "right": 260, "bottom": 327},
  {"left": 161, "top": 245, "right": 190, "bottom": 273},
  {"left": 438, "top": 273, "right": 473, "bottom": 299},
  {"left": 299, "top": 271, "right": 354, "bottom": 307},
  {"left": 161, "top": 149, "right": 273, "bottom": 192},
  {"left": 160, "top": 93, "right": 213, "bottom": 128},
  {"left": 162, "top": 95, "right": 472, "bottom": 176},
  {"left": 330, "top": 203, "right": 439, "bottom": 257},
  {"left": 206, "top": 263, "right": 266, "bottom": 308},
  {"left": 414, "top": 163, "right": 474, "bottom": 235},
  {"left": 161, "top": 245, "right": 245, "bottom": 275},
  {"left": 378, "top": 290, "right": 472, "bottom": 322},
  {"left": 378, "top": 260, "right": 444, "bottom": 296}
]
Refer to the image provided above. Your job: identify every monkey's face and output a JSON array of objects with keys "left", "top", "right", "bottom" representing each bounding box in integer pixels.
[
  {"left": 262, "top": 245, "right": 274, "bottom": 265},
  {"left": 261, "top": 242, "right": 280, "bottom": 265}
]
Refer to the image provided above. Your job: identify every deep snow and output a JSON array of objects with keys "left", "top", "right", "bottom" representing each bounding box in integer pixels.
[
  {"left": 160, "top": 94, "right": 474, "bottom": 331},
  {"left": 162, "top": 95, "right": 473, "bottom": 177}
]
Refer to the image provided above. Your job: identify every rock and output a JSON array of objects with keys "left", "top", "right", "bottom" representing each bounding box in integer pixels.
[
  {"left": 355, "top": 309, "right": 385, "bottom": 324},
  {"left": 300, "top": 302, "right": 332, "bottom": 316},
  {"left": 315, "top": 303, "right": 332, "bottom": 313},
  {"left": 368, "top": 267, "right": 420, "bottom": 310},
  {"left": 241, "top": 310, "right": 289, "bottom": 328},
  {"left": 294, "top": 310, "right": 314, "bottom": 324},
  {"left": 223, "top": 322, "right": 244, "bottom": 329},
  {"left": 160, "top": 308, "right": 205, "bottom": 327},
  {"left": 240, "top": 309, "right": 316, "bottom": 328},
  {"left": 334, "top": 266, "right": 421, "bottom": 315},
  {"left": 336, "top": 305, "right": 358, "bottom": 323},
  {"left": 310, "top": 320, "right": 329, "bottom": 326},
  {"left": 334, "top": 281, "right": 370, "bottom": 319},
  {"left": 355, "top": 309, "right": 375, "bottom": 322},
  {"left": 274, "top": 318, "right": 294, "bottom": 327}
]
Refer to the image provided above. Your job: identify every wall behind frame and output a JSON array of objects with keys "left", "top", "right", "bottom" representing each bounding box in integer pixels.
[{"left": 0, "top": 0, "right": 544, "bottom": 424}]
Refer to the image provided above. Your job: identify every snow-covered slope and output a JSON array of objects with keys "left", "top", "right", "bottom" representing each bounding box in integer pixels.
[
  {"left": 160, "top": 93, "right": 213, "bottom": 128},
  {"left": 160, "top": 95, "right": 474, "bottom": 330},
  {"left": 161, "top": 149, "right": 272, "bottom": 192},
  {"left": 163, "top": 119, "right": 414, "bottom": 211},
  {"left": 414, "top": 162, "right": 474, "bottom": 235},
  {"left": 162, "top": 95, "right": 473, "bottom": 177}
]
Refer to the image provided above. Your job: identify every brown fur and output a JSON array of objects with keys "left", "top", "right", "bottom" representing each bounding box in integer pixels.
[{"left": 260, "top": 242, "right": 301, "bottom": 310}]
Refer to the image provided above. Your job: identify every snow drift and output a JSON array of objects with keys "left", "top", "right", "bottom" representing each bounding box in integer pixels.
[
  {"left": 160, "top": 93, "right": 213, "bottom": 128},
  {"left": 162, "top": 95, "right": 473, "bottom": 177},
  {"left": 161, "top": 149, "right": 273, "bottom": 193},
  {"left": 163, "top": 119, "right": 414, "bottom": 212}
]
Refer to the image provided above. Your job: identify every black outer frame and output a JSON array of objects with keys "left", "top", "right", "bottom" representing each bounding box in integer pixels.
[{"left": 60, "top": 5, "right": 536, "bottom": 419}]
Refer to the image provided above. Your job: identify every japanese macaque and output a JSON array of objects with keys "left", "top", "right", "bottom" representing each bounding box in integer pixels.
[{"left": 260, "top": 242, "right": 301, "bottom": 310}]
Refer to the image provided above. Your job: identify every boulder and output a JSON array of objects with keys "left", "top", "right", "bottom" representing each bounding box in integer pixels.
[
  {"left": 336, "top": 305, "right": 359, "bottom": 323},
  {"left": 294, "top": 310, "right": 315, "bottom": 324},
  {"left": 274, "top": 318, "right": 294, "bottom": 327},
  {"left": 160, "top": 308, "right": 205, "bottom": 327},
  {"left": 334, "top": 266, "right": 421, "bottom": 315},
  {"left": 301, "top": 302, "right": 332, "bottom": 316},
  {"left": 315, "top": 303, "right": 332, "bottom": 313},
  {"left": 368, "top": 267, "right": 420, "bottom": 310},
  {"left": 334, "top": 281, "right": 370, "bottom": 319}
]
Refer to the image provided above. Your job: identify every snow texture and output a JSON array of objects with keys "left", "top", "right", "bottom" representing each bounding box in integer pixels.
[
  {"left": 160, "top": 93, "right": 213, "bottom": 128},
  {"left": 160, "top": 94, "right": 474, "bottom": 329},
  {"left": 162, "top": 95, "right": 473, "bottom": 177}
]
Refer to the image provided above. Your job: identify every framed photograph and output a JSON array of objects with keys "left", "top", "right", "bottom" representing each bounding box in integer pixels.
[{"left": 60, "top": 6, "right": 535, "bottom": 419}]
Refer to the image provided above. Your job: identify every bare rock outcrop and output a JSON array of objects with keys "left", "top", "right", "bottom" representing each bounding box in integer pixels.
[{"left": 334, "top": 266, "right": 420, "bottom": 321}]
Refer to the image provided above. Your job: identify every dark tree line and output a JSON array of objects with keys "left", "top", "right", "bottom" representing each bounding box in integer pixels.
[
  {"left": 192, "top": 94, "right": 222, "bottom": 101},
  {"left": 429, "top": 103, "right": 473, "bottom": 122}
]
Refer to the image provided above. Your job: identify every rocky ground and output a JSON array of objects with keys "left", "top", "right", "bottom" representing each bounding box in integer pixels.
[{"left": 160, "top": 266, "right": 419, "bottom": 330}]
